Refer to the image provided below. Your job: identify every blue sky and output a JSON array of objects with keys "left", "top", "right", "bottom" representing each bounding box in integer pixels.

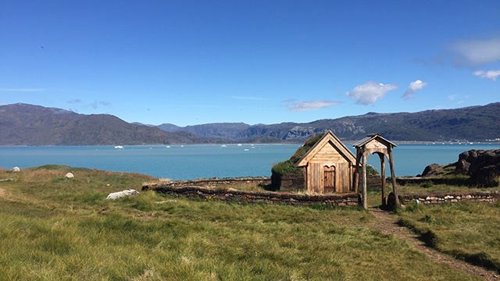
[{"left": 1, "top": 0, "right": 499, "bottom": 126}]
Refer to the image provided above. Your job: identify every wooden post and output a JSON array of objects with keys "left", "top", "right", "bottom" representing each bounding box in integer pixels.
[
  {"left": 388, "top": 149, "right": 399, "bottom": 207},
  {"left": 362, "top": 154, "right": 368, "bottom": 209},
  {"left": 378, "top": 153, "right": 386, "bottom": 208},
  {"left": 353, "top": 151, "right": 362, "bottom": 192}
]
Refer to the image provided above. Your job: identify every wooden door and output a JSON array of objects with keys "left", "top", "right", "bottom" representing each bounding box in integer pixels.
[{"left": 323, "top": 165, "right": 336, "bottom": 193}]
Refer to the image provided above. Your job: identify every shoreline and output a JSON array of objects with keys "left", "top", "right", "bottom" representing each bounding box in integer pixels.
[{"left": 0, "top": 141, "right": 499, "bottom": 147}]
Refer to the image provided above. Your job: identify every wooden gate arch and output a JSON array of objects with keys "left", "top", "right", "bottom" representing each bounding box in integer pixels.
[{"left": 353, "top": 134, "right": 399, "bottom": 210}]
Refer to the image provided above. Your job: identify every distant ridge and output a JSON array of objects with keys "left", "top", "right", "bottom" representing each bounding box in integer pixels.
[
  {"left": 0, "top": 103, "right": 202, "bottom": 145},
  {"left": 158, "top": 102, "right": 500, "bottom": 142},
  {"left": 0, "top": 102, "right": 498, "bottom": 145}
]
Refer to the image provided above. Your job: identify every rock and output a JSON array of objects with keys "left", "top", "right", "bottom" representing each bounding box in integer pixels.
[
  {"left": 386, "top": 192, "right": 398, "bottom": 211},
  {"left": 455, "top": 159, "right": 470, "bottom": 174},
  {"left": 11, "top": 166, "right": 21, "bottom": 172},
  {"left": 461, "top": 149, "right": 500, "bottom": 187},
  {"left": 421, "top": 163, "right": 444, "bottom": 177},
  {"left": 106, "top": 189, "right": 139, "bottom": 200},
  {"left": 473, "top": 164, "right": 500, "bottom": 187},
  {"left": 65, "top": 172, "right": 74, "bottom": 179}
]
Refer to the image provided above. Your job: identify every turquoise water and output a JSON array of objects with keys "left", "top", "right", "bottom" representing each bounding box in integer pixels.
[{"left": 0, "top": 144, "right": 498, "bottom": 179}]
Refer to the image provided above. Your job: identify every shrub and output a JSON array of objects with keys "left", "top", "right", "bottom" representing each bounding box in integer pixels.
[
  {"left": 420, "top": 181, "right": 434, "bottom": 188},
  {"left": 366, "top": 165, "right": 379, "bottom": 176}
]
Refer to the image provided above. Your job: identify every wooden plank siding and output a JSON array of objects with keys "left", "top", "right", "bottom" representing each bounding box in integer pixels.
[
  {"left": 306, "top": 161, "right": 353, "bottom": 193},
  {"left": 310, "top": 142, "right": 350, "bottom": 163}
]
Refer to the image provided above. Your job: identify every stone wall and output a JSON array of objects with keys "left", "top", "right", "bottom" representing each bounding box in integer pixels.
[
  {"left": 366, "top": 175, "right": 383, "bottom": 190},
  {"left": 271, "top": 169, "right": 305, "bottom": 191},
  {"left": 149, "top": 177, "right": 270, "bottom": 189},
  {"left": 275, "top": 175, "right": 305, "bottom": 191},
  {"left": 143, "top": 184, "right": 360, "bottom": 207},
  {"left": 143, "top": 178, "right": 498, "bottom": 208},
  {"left": 396, "top": 176, "right": 469, "bottom": 186},
  {"left": 400, "top": 192, "right": 499, "bottom": 205}
]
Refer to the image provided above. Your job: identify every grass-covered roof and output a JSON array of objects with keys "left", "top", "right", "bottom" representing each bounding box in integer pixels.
[
  {"left": 272, "top": 132, "right": 326, "bottom": 176},
  {"left": 289, "top": 133, "right": 326, "bottom": 164}
]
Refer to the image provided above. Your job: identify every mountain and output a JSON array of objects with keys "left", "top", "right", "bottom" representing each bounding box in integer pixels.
[
  {"left": 0, "top": 103, "right": 201, "bottom": 145},
  {"left": 157, "top": 123, "right": 182, "bottom": 132},
  {"left": 1, "top": 102, "right": 498, "bottom": 145},
  {"left": 158, "top": 122, "right": 251, "bottom": 140},
  {"left": 157, "top": 103, "right": 500, "bottom": 142}
]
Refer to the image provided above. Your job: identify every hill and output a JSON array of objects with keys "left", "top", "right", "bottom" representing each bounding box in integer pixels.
[
  {"left": 158, "top": 103, "right": 500, "bottom": 142},
  {"left": 0, "top": 103, "right": 201, "bottom": 145},
  {"left": 1, "top": 102, "right": 498, "bottom": 145},
  {"left": 158, "top": 122, "right": 251, "bottom": 140}
]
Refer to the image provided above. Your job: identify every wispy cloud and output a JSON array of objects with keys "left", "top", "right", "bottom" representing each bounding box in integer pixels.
[
  {"left": 347, "top": 81, "right": 397, "bottom": 105},
  {"left": 67, "top": 99, "right": 83, "bottom": 104},
  {"left": 90, "top": 101, "right": 111, "bottom": 109},
  {"left": 0, "top": 88, "right": 46, "bottom": 92},
  {"left": 285, "top": 100, "right": 339, "bottom": 112},
  {"left": 451, "top": 38, "right": 500, "bottom": 65},
  {"left": 473, "top": 69, "right": 500, "bottom": 81},
  {"left": 231, "top": 95, "right": 267, "bottom": 101},
  {"left": 66, "top": 99, "right": 111, "bottom": 110},
  {"left": 403, "top": 80, "right": 427, "bottom": 99},
  {"left": 448, "top": 94, "right": 469, "bottom": 105}
]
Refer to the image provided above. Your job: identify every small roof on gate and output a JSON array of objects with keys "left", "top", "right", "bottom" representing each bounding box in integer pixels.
[{"left": 353, "top": 134, "right": 397, "bottom": 148}]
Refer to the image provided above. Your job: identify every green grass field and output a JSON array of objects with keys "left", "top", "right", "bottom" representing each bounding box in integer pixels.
[
  {"left": 0, "top": 166, "right": 494, "bottom": 280},
  {"left": 398, "top": 202, "right": 500, "bottom": 272}
]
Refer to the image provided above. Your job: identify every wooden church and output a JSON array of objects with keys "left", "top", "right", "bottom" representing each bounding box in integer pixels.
[
  {"left": 296, "top": 130, "right": 357, "bottom": 193},
  {"left": 272, "top": 130, "right": 399, "bottom": 210}
]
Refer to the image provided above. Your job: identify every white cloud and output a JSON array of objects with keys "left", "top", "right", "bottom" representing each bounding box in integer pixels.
[
  {"left": 473, "top": 70, "right": 500, "bottom": 81},
  {"left": 286, "top": 100, "right": 339, "bottom": 112},
  {"left": 0, "top": 88, "right": 45, "bottom": 92},
  {"left": 347, "top": 81, "right": 397, "bottom": 105},
  {"left": 403, "top": 80, "right": 427, "bottom": 99},
  {"left": 452, "top": 38, "right": 500, "bottom": 65}
]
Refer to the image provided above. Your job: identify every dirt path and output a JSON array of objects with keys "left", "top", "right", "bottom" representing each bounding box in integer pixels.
[
  {"left": 368, "top": 209, "right": 498, "bottom": 281},
  {"left": 0, "top": 187, "right": 6, "bottom": 198}
]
